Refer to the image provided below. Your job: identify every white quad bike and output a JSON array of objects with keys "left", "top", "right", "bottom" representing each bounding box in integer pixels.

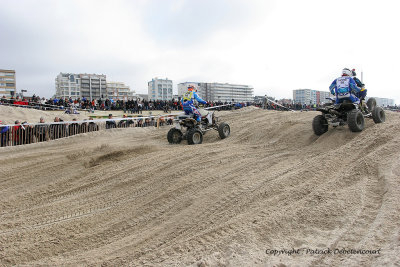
[{"left": 167, "top": 109, "right": 230, "bottom": 145}]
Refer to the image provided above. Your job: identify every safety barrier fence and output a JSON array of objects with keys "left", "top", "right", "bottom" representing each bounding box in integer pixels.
[
  {"left": 0, "top": 104, "right": 241, "bottom": 147},
  {"left": 0, "top": 114, "right": 181, "bottom": 147}
]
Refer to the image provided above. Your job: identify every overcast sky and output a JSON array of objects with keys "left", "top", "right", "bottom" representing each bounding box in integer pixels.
[{"left": 1, "top": 0, "right": 399, "bottom": 103}]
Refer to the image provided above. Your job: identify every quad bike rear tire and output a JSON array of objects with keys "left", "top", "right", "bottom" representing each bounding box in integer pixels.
[
  {"left": 187, "top": 129, "right": 203, "bottom": 145},
  {"left": 312, "top": 115, "right": 328, "bottom": 136},
  {"left": 218, "top": 122, "right": 230, "bottom": 139},
  {"left": 367, "top": 98, "right": 377, "bottom": 111},
  {"left": 167, "top": 128, "right": 183, "bottom": 144},
  {"left": 372, "top": 106, "right": 386, "bottom": 123},
  {"left": 347, "top": 110, "right": 365, "bottom": 132}
]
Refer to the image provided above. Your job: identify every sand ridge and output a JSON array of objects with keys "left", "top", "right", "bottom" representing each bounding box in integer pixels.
[{"left": 1, "top": 106, "right": 400, "bottom": 266}]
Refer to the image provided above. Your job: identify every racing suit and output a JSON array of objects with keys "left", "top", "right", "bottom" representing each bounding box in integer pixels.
[
  {"left": 329, "top": 76, "right": 361, "bottom": 104},
  {"left": 181, "top": 91, "right": 207, "bottom": 122},
  {"left": 353, "top": 76, "right": 367, "bottom": 100}
]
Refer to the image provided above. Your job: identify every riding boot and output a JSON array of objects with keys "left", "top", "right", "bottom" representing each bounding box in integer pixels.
[{"left": 360, "top": 100, "right": 369, "bottom": 114}]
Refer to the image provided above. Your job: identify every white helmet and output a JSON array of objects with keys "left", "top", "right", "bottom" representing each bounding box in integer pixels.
[{"left": 342, "top": 68, "right": 352, "bottom": 76}]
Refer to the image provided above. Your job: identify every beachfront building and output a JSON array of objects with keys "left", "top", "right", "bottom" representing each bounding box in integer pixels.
[
  {"left": 55, "top": 73, "right": 81, "bottom": 99},
  {"left": 177, "top": 82, "right": 254, "bottom": 102},
  {"left": 80, "top": 73, "right": 106, "bottom": 100},
  {"left": 206, "top": 83, "right": 253, "bottom": 102},
  {"left": 148, "top": 78, "right": 173, "bottom": 100},
  {"left": 293, "top": 89, "right": 331, "bottom": 105},
  {"left": 55, "top": 73, "right": 106, "bottom": 100},
  {"left": 366, "top": 97, "right": 395, "bottom": 107},
  {"left": 317, "top": 91, "right": 331, "bottom": 104},
  {"left": 0, "top": 69, "right": 16, "bottom": 98},
  {"left": 106, "top": 81, "right": 136, "bottom": 100}
]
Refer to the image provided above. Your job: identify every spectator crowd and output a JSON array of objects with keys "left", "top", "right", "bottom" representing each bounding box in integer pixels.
[{"left": 1, "top": 95, "right": 250, "bottom": 113}]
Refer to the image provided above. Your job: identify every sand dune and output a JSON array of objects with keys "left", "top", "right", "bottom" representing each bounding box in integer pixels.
[{"left": 1, "top": 106, "right": 399, "bottom": 266}]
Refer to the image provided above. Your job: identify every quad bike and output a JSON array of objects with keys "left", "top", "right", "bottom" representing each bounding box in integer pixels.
[
  {"left": 167, "top": 109, "right": 230, "bottom": 145},
  {"left": 312, "top": 97, "right": 385, "bottom": 135}
]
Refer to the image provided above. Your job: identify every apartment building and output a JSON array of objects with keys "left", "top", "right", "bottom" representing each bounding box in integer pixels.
[
  {"left": 148, "top": 78, "right": 173, "bottom": 100},
  {"left": 366, "top": 97, "right": 395, "bottom": 107},
  {"left": 55, "top": 73, "right": 81, "bottom": 99},
  {"left": 178, "top": 82, "right": 254, "bottom": 102},
  {"left": 0, "top": 69, "right": 16, "bottom": 98},
  {"left": 106, "top": 81, "right": 136, "bottom": 100},
  {"left": 293, "top": 89, "right": 331, "bottom": 105},
  {"left": 55, "top": 72, "right": 106, "bottom": 100},
  {"left": 80, "top": 73, "right": 106, "bottom": 100}
]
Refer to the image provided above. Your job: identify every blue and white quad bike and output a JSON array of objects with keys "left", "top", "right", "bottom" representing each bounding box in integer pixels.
[
  {"left": 312, "top": 97, "right": 385, "bottom": 135},
  {"left": 167, "top": 109, "right": 230, "bottom": 145}
]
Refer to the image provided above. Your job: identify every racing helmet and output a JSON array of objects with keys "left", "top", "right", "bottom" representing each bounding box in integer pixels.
[
  {"left": 188, "top": 85, "right": 195, "bottom": 91},
  {"left": 351, "top": 69, "right": 357, "bottom": 77},
  {"left": 342, "top": 68, "right": 352, "bottom": 76}
]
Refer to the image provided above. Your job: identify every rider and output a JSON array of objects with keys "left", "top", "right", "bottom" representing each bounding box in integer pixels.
[
  {"left": 329, "top": 68, "right": 362, "bottom": 104},
  {"left": 351, "top": 69, "right": 368, "bottom": 109},
  {"left": 181, "top": 85, "right": 207, "bottom": 123}
]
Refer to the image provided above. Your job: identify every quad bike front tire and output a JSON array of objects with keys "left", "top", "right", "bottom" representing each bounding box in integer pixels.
[
  {"left": 167, "top": 128, "right": 183, "bottom": 144},
  {"left": 218, "top": 122, "right": 230, "bottom": 139},
  {"left": 372, "top": 106, "right": 386, "bottom": 123},
  {"left": 187, "top": 129, "right": 203, "bottom": 145},
  {"left": 312, "top": 115, "right": 328, "bottom": 136},
  {"left": 367, "top": 98, "right": 377, "bottom": 111},
  {"left": 347, "top": 110, "right": 365, "bottom": 132}
]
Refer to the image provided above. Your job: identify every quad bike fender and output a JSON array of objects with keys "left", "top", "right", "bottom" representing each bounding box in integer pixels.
[
  {"left": 198, "top": 108, "right": 209, "bottom": 117},
  {"left": 174, "top": 121, "right": 182, "bottom": 130}
]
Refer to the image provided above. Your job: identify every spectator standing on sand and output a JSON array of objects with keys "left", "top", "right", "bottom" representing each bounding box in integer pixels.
[
  {"left": 21, "top": 121, "right": 34, "bottom": 144},
  {"left": 80, "top": 119, "right": 88, "bottom": 133},
  {"left": 118, "top": 114, "right": 128, "bottom": 128},
  {"left": 12, "top": 120, "right": 23, "bottom": 146},
  {"left": 0, "top": 120, "right": 9, "bottom": 147},
  {"left": 69, "top": 118, "right": 80, "bottom": 136},
  {"left": 35, "top": 117, "right": 48, "bottom": 142},
  {"left": 106, "top": 114, "right": 116, "bottom": 129},
  {"left": 50, "top": 117, "right": 67, "bottom": 139},
  {"left": 88, "top": 117, "right": 99, "bottom": 132}
]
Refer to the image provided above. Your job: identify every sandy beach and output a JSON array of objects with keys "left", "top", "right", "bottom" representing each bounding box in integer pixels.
[{"left": 1, "top": 105, "right": 399, "bottom": 266}]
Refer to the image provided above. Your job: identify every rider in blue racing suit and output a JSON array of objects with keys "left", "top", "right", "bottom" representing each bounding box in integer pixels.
[
  {"left": 329, "top": 68, "right": 362, "bottom": 104},
  {"left": 181, "top": 85, "right": 207, "bottom": 122},
  {"left": 351, "top": 68, "right": 367, "bottom": 100}
]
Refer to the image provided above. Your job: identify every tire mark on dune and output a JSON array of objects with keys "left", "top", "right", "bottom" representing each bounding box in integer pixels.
[
  {"left": 0, "top": 147, "right": 236, "bottom": 234},
  {"left": 0, "top": 146, "right": 162, "bottom": 218},
  {"left": 149, "top": 148, "right": 365, "bottom": 264},
  {"left": 310, "top": 152, "right": 396, "bottom": 266},
  {"left": 21, "top": 153, "right": 251, "bottom": 262},
  {"left": 112, "top": 156, "right": 320, "bottom": 264}
]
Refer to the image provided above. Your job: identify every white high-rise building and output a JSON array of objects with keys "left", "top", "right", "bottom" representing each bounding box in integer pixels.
[
  {"left": 79, "top": 73, "right": 106, "bottom": 100},
  {"left": 177, "top": 82, "right": 253, "bottom": 102},
  {"left": 55, "top": 73, "right": 81, "bottom": 99},
  {"left": 207, "top": 83, "right": 253, "bottom": 102},
  {"left": 55, "top": 72, "right": 106, "bottom": 100},
  {"left": 148, "top": 78, "right": 173, "bottom": 100},
  {"left": 293, "top": 89, "right": 332, "bottom": 105},
  {"left": 366, "top": 97, "right": 395, "bottom": 107},
  {"left": 0, "top": 69, "right": 16, "bottom": 98},
  {"left": 106, "top": 81, "right": 136, "bottom": 100}
]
